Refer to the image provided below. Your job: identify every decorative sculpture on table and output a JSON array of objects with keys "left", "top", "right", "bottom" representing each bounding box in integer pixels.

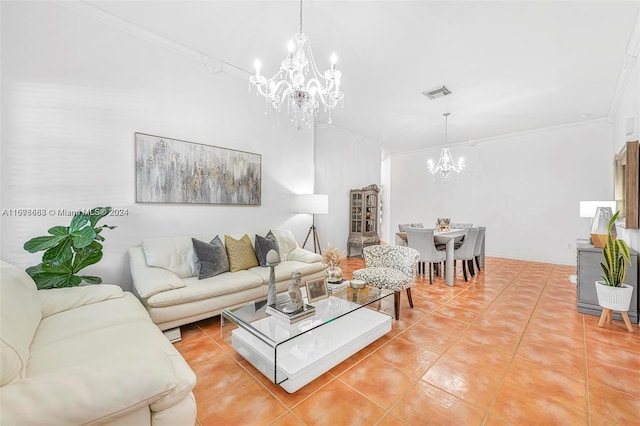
[
  {"left": 266, "top": 249, "right": 280, "bottom": 306},
  {"left": 436, "top": 218, "right": 450, "bottom": 232},
  {"left": 283, "top": 271, "right": 303, "bottom": 313}
]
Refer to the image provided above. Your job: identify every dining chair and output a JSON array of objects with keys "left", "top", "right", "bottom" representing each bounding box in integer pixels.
[
  {"left": 453, "top": 227, "right": 479, "bottom": 281},
  {"left": 473, "top": 226, "right": 486, "bottom": 271},
  {"left": 398, "top": 223, "right": 424, "bottom": 232},
  {"left": 352, "top": 245, "right": 419, "bottom": 320},
  {"left": 450, "top": 223, "right": 473, "bottom": 229},
  {"left": 406, "top": 228, "right": 445, "bottom": 284}
]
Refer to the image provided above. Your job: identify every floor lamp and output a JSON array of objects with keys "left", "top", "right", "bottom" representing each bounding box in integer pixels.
[{"left": 299, "top": 194, "right": 328, "bottom": 254}]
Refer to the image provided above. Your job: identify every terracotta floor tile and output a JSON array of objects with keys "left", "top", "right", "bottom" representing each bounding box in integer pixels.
[
  {"left": 391, "top": 380, "right": 486, "bottom": 425},
  {"left": 292, "top": 379, "right": 385, "bottom": 426},
  {"left": 503, "top": 356, "right": 586, "bottom": 411},
  {"left": 174, "top": 256, "right": 639, "bottom": 424},
  {"left": 491, "top": 297, "right": 535, "bottom": 312},
  {"left": 376, "top": 413, "right": 410, "bottom": 426},
  {"left": 484, "top": 413, "right": 514, "bottom": 426},
  {"left": 584, "top": 316, "right": 640, "bottom": 353},
  {"left": 491, "top": 380, "right": 587, "bottom": 425},
  {"left": 529, "top": 311, "right": 584, "bottom": 334},
  {"left": 255, "top": 370, "right": 335, "bottom": 409},
  {"left": 434, "top": 304, "right": 480, "bottom": 323},
  {"left": 444, "top": 340, "right": 512, "bottom": 371},
  {"left": 179, "top": 323, "right": 207, "bottom": 341},
  {"left": 373, "top": 337, "right": 440, "bottom": 378},
  {"left": 461, "top": 326, "right": 521, "bottom": 355},
  {"left": 397, "top": 323, "right": 458, "bottom": 354},
  {"left": 190, "top": 354, "right": 254, "bottom": 402},
  {"left": 340, "top": 355, "right": 417, "bottom": 409},
  {"left": 197, "top": 379, "right": 286, "bottom": 425},
  {"left": 483, "top": 305, "right": 533, "bottom": 322},
  {"left": 422, "top": 355, "right": 505, "bottom": 408},
  {"left": 457, "top": 290, "right": 500, "bottom": 304},
  {"left": 419, "top": 290, "right": 456, "bottom": 304},
  {"left": 587, "top": 340, "right": 640, "bottom": 372},
  {"left": 523, "top": 324, "right": 584, "bottom": 354},
  {"left": 589, "top": 414, "right": 623, "bottom": 426},
  {"left": 501, "top": 286, "right": 542, "bottom": 299},
  {"left": 196, "top": 315, "right": 222, "bottom": 337},
  {"left": 393, "top": 306, "right": 433, "bottom": 328},
  {"left": 176, "top": 335, "right": 226, "bottom": 367},
  {"left": 588, "top": 381, "right": 640, "bottom": 425},
  {"left": 473, "top": 314, "right": 527, "bottom": 337},
  {"left": 267, "top": 411, "right": 305, "bottom": 425},
  {"left": 401, "top": 296, "right": 440, "bottom": 314},
  {"left": 588, "top": 361, "right": 640, "bottom": 396},
  {"left": 515, "top": 340, "right": 586, "bottom": 379},
  {"left": 444, "top": 294, "right": 492, "bottom": 311},
  {"left": 417, "top": 312, "right": 470, "bottom": 337}
]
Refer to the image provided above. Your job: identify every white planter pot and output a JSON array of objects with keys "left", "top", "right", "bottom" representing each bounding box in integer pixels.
[{"left": 595, "top": 281, "right": 634, "bottom": 311}]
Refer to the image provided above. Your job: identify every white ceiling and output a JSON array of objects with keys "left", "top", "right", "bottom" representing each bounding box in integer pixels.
[{"left": 89, "top": 1, "right": 640, "bottom": 154}]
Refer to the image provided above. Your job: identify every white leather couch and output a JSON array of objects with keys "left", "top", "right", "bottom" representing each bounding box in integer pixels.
[
  {"left": 0, "top": 261, "right": 197, "bottom": 426},
  {"left": 129, "top": 229, "right": 327, "bottom": 331}
]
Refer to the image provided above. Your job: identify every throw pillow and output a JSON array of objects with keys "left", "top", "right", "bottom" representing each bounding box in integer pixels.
[
  {"left": 192, "top": 236, "right": 230, "bottom": 279},
  {"left": 225, "top": 234, "right": 259, "bottom": 272},
  {"left": 254, "top": 231, "right": 280, "bottom": 267}
]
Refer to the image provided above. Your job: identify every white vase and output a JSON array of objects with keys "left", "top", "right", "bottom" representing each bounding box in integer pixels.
[{"left": 595, "top": 281, "right": 634, "bottom": 311}]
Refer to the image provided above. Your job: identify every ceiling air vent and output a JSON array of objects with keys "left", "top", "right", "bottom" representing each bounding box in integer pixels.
[{"left": 422, "top": 85, "right": 452, "bottom": 100}]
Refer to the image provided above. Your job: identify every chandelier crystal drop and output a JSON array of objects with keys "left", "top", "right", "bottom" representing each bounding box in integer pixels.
[
  {"left": 249, "top": 0, "right": 344, "bottom": 131},
  {"left": 427, "top": 113, "right": 465, "bottom": 183}
]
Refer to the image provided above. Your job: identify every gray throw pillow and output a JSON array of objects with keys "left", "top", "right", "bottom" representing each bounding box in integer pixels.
[
  {"left": 254, "top": 231, "right": 280, "bottom": 267},
  {"left": 192, "top": 236, "right": 230, "bottom": 279}
]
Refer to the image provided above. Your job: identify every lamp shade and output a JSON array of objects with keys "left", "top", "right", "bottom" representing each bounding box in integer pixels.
[
  {"left": 297, "top": 194, "right": 329, "bottom": 215},
  {"left": 591, "top": 206, "right": 615, "bottom": 248},
  {"left": 580, "top": 201, "right": 616, "bottom": 218}
]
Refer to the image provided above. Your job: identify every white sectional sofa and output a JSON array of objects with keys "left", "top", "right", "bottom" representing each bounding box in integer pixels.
[
  {"left": 0, "top": 260, "right": 197, "bottom": 426},
  {"left": 129, "top": 229, "right": 327, "bottom": 331}
]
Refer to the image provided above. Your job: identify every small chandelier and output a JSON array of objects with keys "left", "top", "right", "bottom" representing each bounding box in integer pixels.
[
  {"left": 249, "top": 0, "right": 344, "bottom": 131},
  {"left": 427, "top": 113, "right": 465, "bottom": 183}
]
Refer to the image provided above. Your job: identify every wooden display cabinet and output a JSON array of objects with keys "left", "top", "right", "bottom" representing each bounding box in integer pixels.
[{"left": 347, "top": 184, "right": 380, "bottom": 257}]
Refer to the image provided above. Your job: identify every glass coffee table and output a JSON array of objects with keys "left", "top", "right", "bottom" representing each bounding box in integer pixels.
[{"left": 221, "top": 286, "right": 393, "bottom": 393}]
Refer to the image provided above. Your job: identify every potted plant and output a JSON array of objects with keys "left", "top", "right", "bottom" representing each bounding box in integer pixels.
[
  {"left": 596, "top": 210, "right": 634, "bottom": 330},
  {"left": 23, "top": 207, "right": 116, "bottom": 289},
  {"left": 322, "top": 244, "right": 346, "bottom": 283}
]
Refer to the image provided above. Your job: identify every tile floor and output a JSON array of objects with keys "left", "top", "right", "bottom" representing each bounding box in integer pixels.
[{"left": 175, "top": 257, "right": 640, "bottom": 425}]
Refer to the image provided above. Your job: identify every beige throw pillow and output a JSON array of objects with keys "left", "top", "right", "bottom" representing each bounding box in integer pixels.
[{"left": 225, "top": 234, "right": 259, "bottom": 272}]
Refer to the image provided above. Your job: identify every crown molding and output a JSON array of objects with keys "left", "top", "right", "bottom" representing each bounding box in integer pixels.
[
  {"left": 390, "top": 117, "right": 610, "bottom": 158},
  {"left": 52, "top": 0, "right": 250, "bottom": 80},
  {"left": 608, "top": 8, "right": 640, "bottom": 120}
]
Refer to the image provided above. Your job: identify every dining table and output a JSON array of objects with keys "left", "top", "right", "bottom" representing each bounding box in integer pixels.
[{"left": 396, "top": 228, "right": 482, "bottom": 286}]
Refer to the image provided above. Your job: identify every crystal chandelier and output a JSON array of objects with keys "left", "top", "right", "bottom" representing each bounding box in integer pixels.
[
  {"left": 427, "top": 113, "right": 465, "bottom": 183},
  {"left": 249, "top": 0, "right": 344, "bottom": 131}
]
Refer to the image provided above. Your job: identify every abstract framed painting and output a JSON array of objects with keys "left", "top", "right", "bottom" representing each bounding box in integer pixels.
[{"left": 135, "top": 133, "right": 261, "bottom": 205}]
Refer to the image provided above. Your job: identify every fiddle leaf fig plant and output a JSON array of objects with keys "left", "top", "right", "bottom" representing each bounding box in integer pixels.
[
  {"left": 600, "top": 210, "right": 631, "bottom": 287},
  {"left": 24, "top": 207, "right": 116, "bottom": 289}
]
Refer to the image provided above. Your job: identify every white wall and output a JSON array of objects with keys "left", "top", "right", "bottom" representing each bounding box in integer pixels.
[
  {"left": 313, "top": 125, "right": 382, "bottom": 255},
  {"left": 390, "top": 119, "right": 613, "bottom": 265},
  {"left": 381, "top": 156, "right": 392, "bottom": 244},
  {"left": 0, "top": 1, "right": 318, "bottom": 290}
]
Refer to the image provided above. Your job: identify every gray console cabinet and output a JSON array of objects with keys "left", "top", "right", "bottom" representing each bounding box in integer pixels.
[{"left": 577, "top": 242, "right": 638, "bottom": 323}]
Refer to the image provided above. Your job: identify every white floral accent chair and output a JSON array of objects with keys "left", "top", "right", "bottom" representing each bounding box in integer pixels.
[{"left": 352, "top": 245, "right": 420, "bottom": 320}]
